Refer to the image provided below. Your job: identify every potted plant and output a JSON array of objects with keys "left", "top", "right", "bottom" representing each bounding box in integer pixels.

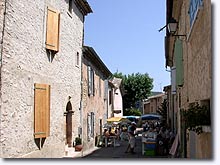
[
  {"left": 183, "top": 103, "right": 211, "bottom": 135},
  {"left": 75, "top": 137, "right": 82, "bottom": 151}
]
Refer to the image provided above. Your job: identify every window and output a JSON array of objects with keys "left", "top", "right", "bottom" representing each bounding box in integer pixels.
[
  {"left": 88, "top": 66, "right": 95, "bottom": 96},
  {"left": 45, "top": 7, "right": 60, "bottom": 52},
  {"left": 87, "top": 112, "right": 95, "bottom": 141},
  {"left": 68, "top": 0, "right": 73, "bottom": 14},
  {"left": 34, "top": 83, "right": 50, "bottom": 138},
  {"left": 188, "top": 0, "right": 203, "bottom": 27},
  {"left": 76, "top": 52, "right": 80, "bottom": 67}
]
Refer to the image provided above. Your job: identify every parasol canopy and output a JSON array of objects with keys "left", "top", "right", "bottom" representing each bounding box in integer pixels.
[
  {"left": 141, "top": 114, "right": 162, "bottom": 120},
  {"left": 107, "top": 117, "right": 130, "bottom": 123}
]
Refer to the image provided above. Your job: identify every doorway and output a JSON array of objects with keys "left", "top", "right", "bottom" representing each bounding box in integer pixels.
[{"left": 65, "top": 101, "right": 74, "bottom": 147}]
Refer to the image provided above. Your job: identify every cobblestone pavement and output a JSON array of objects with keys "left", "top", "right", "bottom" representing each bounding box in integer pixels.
[{"left": 79, "top": 135, "right": 169, "bottom": 159}]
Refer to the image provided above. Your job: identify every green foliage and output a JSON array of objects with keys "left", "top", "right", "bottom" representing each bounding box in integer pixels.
[
  {"left": 183, "top": 103, "right": 211, "bottom": 134},
  {"left": 75, "top": 137, "right": 82, "bottom": 145},
  {"left": 123, "top": 108, "right": 142, "bottom": 116},
  {"left": 113, "top": 72, "right": 153, "bottom": 110}
]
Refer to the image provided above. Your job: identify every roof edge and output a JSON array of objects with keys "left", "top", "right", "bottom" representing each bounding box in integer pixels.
[{"left": 75, "top": 0, "right": 93, "bottom": 16}]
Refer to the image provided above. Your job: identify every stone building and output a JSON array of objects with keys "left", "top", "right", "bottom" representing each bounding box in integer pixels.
[
  {"left": 110, "top": 77, "right": 123, "bottom": 117},
  {"left": 81, "top": 46, "right": 112, "bottom": 156},
  {"left": 0, "top": 0, "right": 92, "bottom": 158},
  {"left": 143, "top": 93, "right": 165, "bottom": 115},
  {"left": 165, "top": 0, "right": 211, "bottom": 158}
]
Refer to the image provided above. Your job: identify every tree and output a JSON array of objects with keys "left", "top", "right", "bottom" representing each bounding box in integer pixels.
[
  {"left": 124, "top": 108, "right": 142, "bottom": 116},
  {"left": 157, "top": 99, "right": 168, "bottom": 126},
  {"left": 113, "top": 72, "right": 153, "bottom": 115}
]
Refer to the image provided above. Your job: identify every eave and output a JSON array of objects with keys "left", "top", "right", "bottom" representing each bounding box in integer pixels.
[
  {"left": 75, "top": 0, "right": 93, "bottom": 16},
  {"left": 83, "top": 46, "right": 112, "bottom": 78},
  {"left": 165, "top": 0, "right": 183, "bottom": 68}
]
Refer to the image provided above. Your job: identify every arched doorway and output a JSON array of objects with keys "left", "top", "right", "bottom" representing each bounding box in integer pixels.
[{"left": 64, "top": 101, "right": 74, "bottom": 147}]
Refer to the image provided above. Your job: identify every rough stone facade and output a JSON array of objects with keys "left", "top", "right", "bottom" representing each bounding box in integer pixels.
[{"left": 0, "top": 0, "right": 89, "bottom": 158}]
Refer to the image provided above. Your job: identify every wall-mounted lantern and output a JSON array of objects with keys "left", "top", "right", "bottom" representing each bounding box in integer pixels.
[{"left": 167, "top": 18, "right": 186, "bottom": 37}]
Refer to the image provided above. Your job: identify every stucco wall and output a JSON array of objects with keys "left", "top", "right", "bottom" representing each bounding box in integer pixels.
[
  {"left": 187, "top": 130, "right": 212, "bottom": 159},
  {"left": 177, "top": 0, "right": 211, "bottom": 158},
  {"left": 113, "top": 88, "right": 123, "bottom": 117},
  {"left": 0, "top": 0, "right": 84, "bottom": 158},
  {"left": 179, "top": 0, "right": 211, "bottom": 108}
]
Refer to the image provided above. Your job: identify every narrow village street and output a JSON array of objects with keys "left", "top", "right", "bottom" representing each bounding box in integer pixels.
[
  {"left": 0, "top": 0, "right": 213, "bottom": 160},
  {"left": 72, "top": 134, "right": 169, "bottom": 159}
]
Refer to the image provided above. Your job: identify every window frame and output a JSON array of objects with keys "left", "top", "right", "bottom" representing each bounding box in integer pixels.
[
  {"left": 87, "top": 112, "right": 95, "bottom": 141},
  {"left": 88, "top": 66, "right": 95, "bottom": 96},
  {"left": 76, "top": 52, "right": 80, "bottom": 67},
  {"left": 188, "top": 0, "right": 203, "bottom": 27},
  {"left": 68, "top": 0, "right": 73, "bottom": 14}
]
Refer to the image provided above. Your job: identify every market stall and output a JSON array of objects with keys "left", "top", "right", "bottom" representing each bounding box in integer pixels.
[{"left": 142, "top": 129, "right": 157, "bottom": 156}]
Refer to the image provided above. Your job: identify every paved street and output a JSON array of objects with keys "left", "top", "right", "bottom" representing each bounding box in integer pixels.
[{"left": 78, "top": 135, "right": 169, "bottom": 159}]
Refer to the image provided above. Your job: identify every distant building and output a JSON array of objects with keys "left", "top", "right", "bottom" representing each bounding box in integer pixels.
[
  {"left": 109, "top": 77, "right": 123, "bottom": 117},
  {"left": 143, "top": 93, "right": 165, "bottom": 114}
]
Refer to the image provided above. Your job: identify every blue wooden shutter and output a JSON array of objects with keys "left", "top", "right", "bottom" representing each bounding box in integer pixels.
[
  {"left": 88, "top": 66, "right": 92, "bottom": 96},
  {"left": 171, "top": 67, "right": 176, "bottom": 94}
]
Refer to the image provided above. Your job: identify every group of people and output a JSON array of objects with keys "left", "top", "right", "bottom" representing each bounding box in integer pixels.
[
  {"left": 142, "top": 121, "right": 175, "bottom": 156},
  {"left": 102, "top": 122, "right": 138, "bottom": 154}
]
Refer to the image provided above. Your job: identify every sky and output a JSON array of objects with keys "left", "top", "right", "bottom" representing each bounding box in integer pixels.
[{"left": 84, "top": 0, "right": 170, "bottom": 92}]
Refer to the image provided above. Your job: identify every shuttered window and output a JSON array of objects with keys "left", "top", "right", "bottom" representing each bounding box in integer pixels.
[
  {"left": 171, "top": 67, "right": 176, "bottom": 94},
  {"left": 45, "top": 7, "right": 60, "bottom": 52},
  {"left": 34, "top": 83, "right": 50, "bottom": 138},
  {"left": 87, "top": 112, "right": 95, "bottom": 141},
  {"left": 88, "top": 66, "right": 95, "bottom": 96},
  {"left": 189, "top": 0, "right": 203, "bottom": 27}
]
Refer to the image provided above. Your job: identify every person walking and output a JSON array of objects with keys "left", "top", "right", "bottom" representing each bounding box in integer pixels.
[{"left": 125, "top": 122, "right": 137, "bottom": 154}]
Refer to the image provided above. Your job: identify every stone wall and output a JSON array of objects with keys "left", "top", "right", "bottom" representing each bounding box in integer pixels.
[{"left": 0, "top": 0, "right": 84, "bottom": 158}]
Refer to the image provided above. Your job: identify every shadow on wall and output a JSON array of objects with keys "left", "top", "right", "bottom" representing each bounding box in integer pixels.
[
  {"left": 34, "top": 138, "right": 46, "bottom": 150},
  {"left": 46, "top": 50, "right": 55, "bottom": 63},
  {"left": 64, "top": 0, "right": 85, "bottom": 22}
]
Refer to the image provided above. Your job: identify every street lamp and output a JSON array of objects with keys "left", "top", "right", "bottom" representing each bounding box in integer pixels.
[{"left": 167, "top": 18, "right": 186, "bottom": 37}]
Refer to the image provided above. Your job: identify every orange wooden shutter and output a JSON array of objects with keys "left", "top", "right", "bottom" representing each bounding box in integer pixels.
[
  {"left": 34, "top": 83, "right": 50, "bottom": 138},
  {"left": 46, "top": 7, "right": 60, "bottom": 51}
]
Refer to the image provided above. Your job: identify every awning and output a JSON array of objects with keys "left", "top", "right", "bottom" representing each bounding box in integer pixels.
[
  {"left": 141, "top": 114, "right": 162, "bottom": 120},
  {"left": 107, "top": 117, "right": 130, "bottom": 123}
]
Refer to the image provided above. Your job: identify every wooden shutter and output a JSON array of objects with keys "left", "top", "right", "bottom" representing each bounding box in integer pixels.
[
  {"left": 46, "top": 7, "right": 60, "bottom": 51},
  {"left": 175, "top": 39, "right": 183, "bottom": 86},
  {"left": 171, "top": 67, "right": 176, "bottom": 94},
  {"left": 91, "top": 112, "right": 95, "bottom": 138},
  {"left": 87, "top": 113, "right": 91, "bottom": 141},
  {"left": 34, "top": 83, "right": 50, "bottom": 138},
  {"left": 88, "top": 66, "right": 92, "bottom": 96}
]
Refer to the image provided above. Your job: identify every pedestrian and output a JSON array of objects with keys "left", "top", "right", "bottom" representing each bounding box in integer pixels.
[{"left": 125, "top": 122, "right": 137, "bottom": 154}]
